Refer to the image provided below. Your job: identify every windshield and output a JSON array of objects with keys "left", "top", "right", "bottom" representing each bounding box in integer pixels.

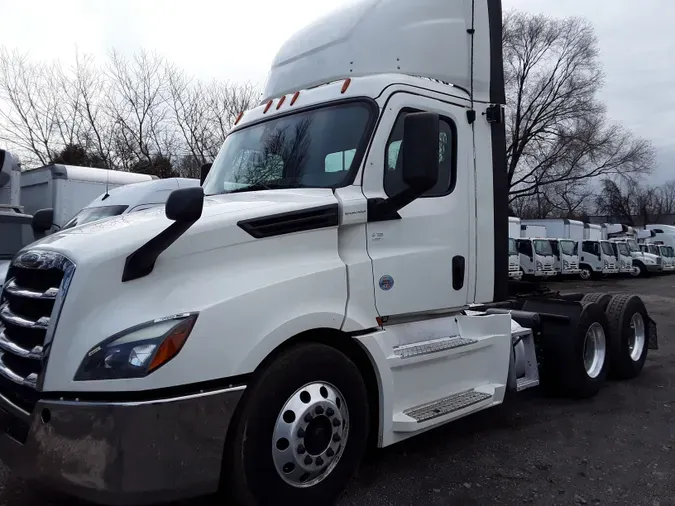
[
  {"left": 203, "top": 102, "right": 375, "bottom": 195},
  {"left": 627, "top": 240, "right": 639, "bottom": 252},
  {"left": 648, "top": 245, "right": 660, "bottom": 256},
  {"left": 659, "top": 246, "right": 669, "bottom": 257},
  {"left": 508, "top": 238, "right": 517, "bottom": 255},
  {"left": 560, "top": 240, "right": 577, "bottom": 256},
  {"left": 601, "top": 241, "right": 615, "bottom": 256},
  {"left": 62, "top": 205, "right": 128, "bottom": 230},
  {"left": 533, "top": 239, "right": 553, "bottom": 256},
  {"left": 617, "top": 243, "right": 630, "bottom": 255}
]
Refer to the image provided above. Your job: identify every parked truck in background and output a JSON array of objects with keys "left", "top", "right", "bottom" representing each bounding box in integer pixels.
[
  {"left": 507, "top": 217, "right": 522, "bottom": 280},
  {"left": 605, "top": 224, "right": 661, "bottom": 277},
  {"left": 517, "top": 224, "right": 557, "bottom": 277},
  {"left": 0, "top": 1, "right": 659, "bottom": 505},
  {"left": 652, "top": 243, "right": 675, "bottom": 272},
  {"left": 578, "top": 224, "right": 617, "bottom": 279},
  {"left": 19, "top": 163, "right": 155, "bottom": 229},
  {"left": 521, "top": 219, "right": 581, "bottom": 277}
]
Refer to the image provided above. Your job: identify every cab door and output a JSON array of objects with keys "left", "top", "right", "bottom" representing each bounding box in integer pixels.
[{"left": 361, "top": 93, "right": 473, "bottom": 318}]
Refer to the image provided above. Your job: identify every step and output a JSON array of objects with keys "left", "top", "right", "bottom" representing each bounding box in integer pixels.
[
  {"left": 393, "top": 386, "right": 498, "bottom": 433},
  {"left": 392, "top": 336, "right": 478, "bottom": 359},
  {"left": 403, "top": 389, "right": 492, "bottom": 423}
]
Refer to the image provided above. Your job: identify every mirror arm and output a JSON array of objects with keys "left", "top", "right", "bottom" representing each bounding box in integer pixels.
[{"left": 367, "top": 186, "right": 421, "bottom": 222}]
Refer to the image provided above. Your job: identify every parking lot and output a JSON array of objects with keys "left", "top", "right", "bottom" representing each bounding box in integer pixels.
[{"left": 1, "top": 275, "right": 674, "bottom": 506}]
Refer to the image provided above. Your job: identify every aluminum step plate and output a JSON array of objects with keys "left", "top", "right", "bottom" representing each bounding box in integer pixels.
[
  {"left": 404, "top": 389, "right": 492, "bottom": 423},
  {"left": 393, "top": 337, "right": 477, "bottom": 359}
]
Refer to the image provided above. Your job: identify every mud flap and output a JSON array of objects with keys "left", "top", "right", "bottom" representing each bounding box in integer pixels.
[{"left": 647, "top": 316, "right": 659, "bottom": 350}]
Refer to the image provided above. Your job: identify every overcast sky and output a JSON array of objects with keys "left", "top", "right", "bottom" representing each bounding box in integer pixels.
[{"left": 2, "top": 0, "right": 673, "bottom": 182}]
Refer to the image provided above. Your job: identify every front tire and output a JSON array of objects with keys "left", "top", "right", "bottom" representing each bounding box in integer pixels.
[
  {"left": 631, "top": 262, "right": 646, "bottom": 278},
  {"left": 579, "top": 266, "right": 593, "bottom": 281},
  {"left": 224, "top": 342, "right": 370, "bottom": 506}
]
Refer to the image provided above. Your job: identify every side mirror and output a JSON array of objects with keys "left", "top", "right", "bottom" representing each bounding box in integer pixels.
[
  {"left": 368, "top": 112, "right": 439, "bottom": 222},
  {"left": 200, "top": 163, "right": 212, "bottom": 185},
  {"left": 166, "top": 187, "right": 204, "bottom": 223},
  {"left": 31, "top": 208, "right": 54, "bottom": 238},
  {"left": 401, "top": 112, "right": 440, "bottom": 193}
]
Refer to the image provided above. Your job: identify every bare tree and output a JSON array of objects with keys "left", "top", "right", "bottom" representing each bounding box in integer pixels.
[
  {"left": 0, "top": 48, "right": 61, "bottom": 164},
  {"left": 503, "top": 11, "right": 655, "bottom": 203},
  {"left": 595, "top": 178, "right": 675, "bottom": 225}
]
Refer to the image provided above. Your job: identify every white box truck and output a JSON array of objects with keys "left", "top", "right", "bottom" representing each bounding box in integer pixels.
[
  {"left": 521, "top": 219, "right": 582, "bottom": 276},
  {"left": 19, "top": 164, "right": 155, "bottom": 229},
  {"left": 0, "top": 1, "right": 659, "bottom": 504},
  {"left": 507, "top": 217, "right": 522, "bottom": 280},
  {"left": 517, "top": 224, "right": 557, "bottom": 277},
  {"left": 605, "top": 224, "right": 660, "bottom": 277},
  {"left": 579, "top": 224, "right": 618, "bottom": 279}
]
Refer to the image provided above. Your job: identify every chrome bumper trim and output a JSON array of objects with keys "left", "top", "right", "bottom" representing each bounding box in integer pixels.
[{"left": 0, "top": 385, "right": 245, "bottom": 505}]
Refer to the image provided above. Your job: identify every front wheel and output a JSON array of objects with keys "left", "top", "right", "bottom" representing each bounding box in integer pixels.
[
  {"left": 224, "top": 342, "right": 370, "bottom": 506},
  {"left": 579, "top": 266, "right": 593, "bottom": 281},
  {"left": 631, "top": 263, "right": 646, "bottom": 278}
]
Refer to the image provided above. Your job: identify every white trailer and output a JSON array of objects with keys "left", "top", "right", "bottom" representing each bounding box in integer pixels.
[
  {"left": 19, "top": 164, "right": 155, "bottom": 228},
  {"left": 521, "top": 219, "right": 581, "bottom": 276},
  {"left": 0, "top": 1, "right": 659, "bottom": 505},
  {"left": 507, "top": 217, "right": 522, "bottom": 280}
]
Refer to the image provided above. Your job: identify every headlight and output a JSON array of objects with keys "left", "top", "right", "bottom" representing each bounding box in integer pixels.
[
  {"left": 563, "top": 260, "right": 569, "bottom": 269},
  {"left": 536, "top": 261, "right": 543, "bottom": 270},
  {"left": 75, "top": 313, "right": 198, "bottom": 381}
]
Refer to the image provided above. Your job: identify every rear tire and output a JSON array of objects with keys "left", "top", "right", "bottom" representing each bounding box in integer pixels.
[
  {"left": 540, "top": 302, "right": 609, "bottom": 398},
  {"left": 223, "top": 342, "right": 369, "bottom": 506},
  {"left": 581, "top": 293, "right": 612, "bottom": 311},
  {"left": 605, "top": 294, "right": 649, "bottom": 379}
]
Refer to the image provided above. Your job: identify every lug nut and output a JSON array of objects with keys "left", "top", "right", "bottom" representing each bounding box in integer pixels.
[
  {"left": 304, "top": 455, "right": 312, "bottom": 465},
  {"left": 315, "top": 457, "right": 324, "bottom": 466},
  {"left": 297, "top": 445, "right": 306, "bottom": 455},
  {"left": 326, "top": 407, "right": 335, "bottom": 417},
  {"left": 326, "top": 448, "right": 335, "bottom": 457},
  {"left": 297, "top": 428, "right": 305, "bottom": 438},
  {"left": 332, "top": 418, "right": 341, "bottom": 427},
  {"left": 304, "top": 413, "right": 313, "bottom": 423},
  {"left": 315, "top": 406, "right": 324, "bottom": 415},
  {"left": 333, "top": 433, "right": 341, "bottom": 442}
]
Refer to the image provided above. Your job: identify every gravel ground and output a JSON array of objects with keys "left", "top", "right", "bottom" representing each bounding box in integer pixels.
[{"left": 1, "top": 275, "right": 674, "bottom": 506}]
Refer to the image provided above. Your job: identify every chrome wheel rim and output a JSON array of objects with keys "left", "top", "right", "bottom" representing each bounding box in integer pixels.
[
  {"left": 630, "top": 266, "right": 640, "bottom": 277},
  {"left": 583, "top": 322, "right": 606, "bottom": 378},
  {"left": 272, "top": 382, "right": 349, "bottom": 488},
  {"left": 628, "top": 312, "right": 646, "bottom": 362},
  {"left": 580, "top": 269, "right": 591, "bottom": 280}
]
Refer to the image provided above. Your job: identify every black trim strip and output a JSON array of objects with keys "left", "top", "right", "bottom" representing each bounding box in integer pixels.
[
  {"left": 42, "top": 374, "right": 252, "bottom": 404},
  {"left": 238, "top": 204, "right": 339, "bottom": 239},
  {"left": 488, "top": 0, "right": 508, "bottom": 302}
]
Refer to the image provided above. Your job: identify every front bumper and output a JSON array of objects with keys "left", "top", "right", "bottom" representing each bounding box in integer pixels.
[
  {"left": 508, "top": 270, "right": 522, "bottom": 280},
  {"left": 561, "top": 269, "right": 581, "bottom": 275},
  {"left": 646, "top": 264, "right": 662, "bottom": 272},
  {"left": 534, "top": 270, "right": 556, "bottom": 277},
  {"left": 0, "top": 385, "right": 245, "bottom": 505},
  {"left": 602, "top": 268, "right": 619, "bottom": 275}
]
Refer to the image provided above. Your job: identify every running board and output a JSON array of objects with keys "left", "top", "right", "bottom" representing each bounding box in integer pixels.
[
  {"left": 393, "top": 336, "right": 477, "bottom": 359},
  {"left": 393, "top": 385, "right": 498, "bottom": 433}
]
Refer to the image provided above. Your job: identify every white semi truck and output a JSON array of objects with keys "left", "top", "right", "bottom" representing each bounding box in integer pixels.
[
  {"left": 517, "top": 224, "right": 557, "bottom": 277},
  {"left": 521, "top": 219, "right": 582, "bottom": 277},
  {"left": 507, "top": 217, "right": 522, "bottom": 280},
  {"left": 0, "top": 1, "right": 659, "bottom": 505}
]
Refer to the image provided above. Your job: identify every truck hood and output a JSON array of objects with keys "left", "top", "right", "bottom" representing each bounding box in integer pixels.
[{"left": 24, "top": 189, "right": 338, "bottom": 265}]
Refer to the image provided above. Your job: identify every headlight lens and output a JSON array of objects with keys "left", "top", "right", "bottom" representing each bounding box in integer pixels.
[
  {"left": 75, "top": 313, "right": 198, "bottom": 381},
  {"left": 536, "top": 261, "right": 543, "bottom": 270}
]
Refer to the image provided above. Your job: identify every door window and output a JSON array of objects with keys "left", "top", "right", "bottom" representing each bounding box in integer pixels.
[{"left": 384, "top": 109, "right": 456, "bottom": 197}]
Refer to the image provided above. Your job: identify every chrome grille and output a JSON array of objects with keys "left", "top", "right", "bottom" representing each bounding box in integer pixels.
[{"left": 0, "top": 250, "right": 74, "bottom": 413}]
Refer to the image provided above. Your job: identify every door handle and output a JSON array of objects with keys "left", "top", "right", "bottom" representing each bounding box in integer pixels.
[{"left": 452, "top": 256, "right": 465, "bottom": 290}]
